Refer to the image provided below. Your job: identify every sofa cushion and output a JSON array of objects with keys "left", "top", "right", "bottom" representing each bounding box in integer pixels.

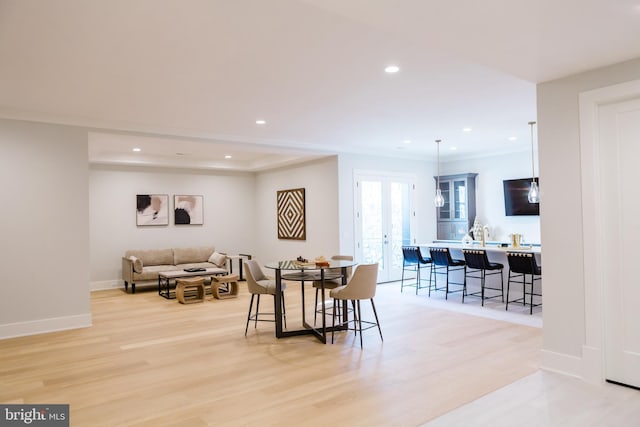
[
  {"left": 125, "top": 248, "right": 174, "bottom": 266},
  {"left": 173, "top": 246, "right": 215, "bottom": 265},
  {"left": 135, "top": 265, "right": 179, "bottom": 281},
  {"left": 208, "top": 251, "right": 227, "bottom": 267},
  {"left": 130, "top": 256, "right": 143, "bottom": 273}
]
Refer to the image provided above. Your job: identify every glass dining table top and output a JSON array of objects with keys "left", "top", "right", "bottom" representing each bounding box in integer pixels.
[{"left": 264, "top": 259, "right": 356, "bottom": 271}]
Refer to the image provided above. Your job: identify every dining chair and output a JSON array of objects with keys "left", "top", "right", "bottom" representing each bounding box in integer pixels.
[
  {"left": 461, "top": 248, "right": 504, "bottom": 305},
  {"left": 506, "top": 252, "right": 542, "bottom": 314},
  {"left": 244, "top": 260, "right": 287, "bottom": 335},
  {"left": 429, "top": 247, "right": 466, "bottom": 300},
  {"left": 330, "top": 263, "right": 382, "bottom": 349},
  {"left": 312, "top": 255, "right": 353, "bottom": 324},
  {"left": 401, "top": 246, "right": 432, "bottom": 294}
]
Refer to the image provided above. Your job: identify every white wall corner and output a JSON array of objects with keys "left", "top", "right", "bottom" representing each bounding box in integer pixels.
[
  {"left": 540, "top": 349, "right": 583, "bottom": 379},
  {"left": 91, "top": 280, "right": 123, "bottom": 292},
  {"left": 0, "top": 313, "right": 92, "bottom": 340}
]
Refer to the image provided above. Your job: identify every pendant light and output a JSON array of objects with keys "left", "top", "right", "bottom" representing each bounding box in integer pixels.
[
  {"left": 527, "top": 121, "right": 540, "bottom": 203},
  {"left": 434, "top": 139, "right": 445, "bottom": 207}
]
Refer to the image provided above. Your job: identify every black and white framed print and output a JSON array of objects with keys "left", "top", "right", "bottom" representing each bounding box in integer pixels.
[
  {"left": 136, "top": 194, "right": 169, "bottom": 226},
  {"left": 174, "top": 195, "right": 204, "bottom": 225}
]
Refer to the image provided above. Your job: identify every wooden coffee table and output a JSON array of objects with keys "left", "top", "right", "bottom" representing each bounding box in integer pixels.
[{"left": 158, "top": 268, "right": 225, "bottom": 299}]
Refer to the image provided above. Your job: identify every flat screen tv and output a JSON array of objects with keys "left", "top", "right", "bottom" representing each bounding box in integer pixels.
[{"left": 503, "top": 178, "right": 540, "bottom": 216}]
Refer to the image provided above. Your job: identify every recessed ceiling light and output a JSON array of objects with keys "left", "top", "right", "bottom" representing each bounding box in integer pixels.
[
  {"left": 403, "top": 140, "right": 412, "bottom": 144},
  {"left": 508, "top": 136, "right": 517, "bottom": 141},
  {"left": 462, "top": 128, "right": 472, "bottom": 132},
  {"left": 132, "top": 147, "right": 141, "bottom": 152},
  {"left": 224, "top": 155, "right": 232, "bottom": 159},
  {"left": 450, "top": 147, "right": 458, "bottom": 151},
  {"left": 256, "top": 119, "right": 266, "bottom": 125},
  {"left": 384, "top": 65, "right": 400, "bottom": 73}
]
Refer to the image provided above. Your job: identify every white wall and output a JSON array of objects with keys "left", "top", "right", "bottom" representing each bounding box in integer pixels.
[
  {"left": 441, "top": 151, "right": 541, "bottom": 244},
  {"left": 89, "top": 165, "right": 256, "bottom": 289},
  {"left": 254, "top": 157, "right": 339, "bottom": 263},
  {"left": 0, "top": 119, "right": 91, "bottom": 338},
  {"left": 537, "top": 57, "right": 640, "bottom": 377}
]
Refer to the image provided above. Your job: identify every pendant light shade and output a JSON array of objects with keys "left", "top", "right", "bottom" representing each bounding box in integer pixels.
[
  {"left": 527, "top": 121, "right": 540, "bottom": 204},
  {"left": 434, "top": 139, "right": 445, "bottom": 207}
]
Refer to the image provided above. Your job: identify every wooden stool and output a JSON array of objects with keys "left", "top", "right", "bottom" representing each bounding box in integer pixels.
[
  {"left": 211, "top": 274, "right": 239, "bottom": 299},
  {"left": 176, "top": 277, "right": 205, "bottom": 304}
]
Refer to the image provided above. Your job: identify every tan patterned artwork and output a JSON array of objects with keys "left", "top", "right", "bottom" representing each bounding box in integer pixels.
[{"left": 277, "top": 188, "right": 306, "bottom": 240}]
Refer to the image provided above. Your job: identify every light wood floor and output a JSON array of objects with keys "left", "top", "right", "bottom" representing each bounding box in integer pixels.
[{"left": 0, "top": 281, "right": 542, "bottom": 426}]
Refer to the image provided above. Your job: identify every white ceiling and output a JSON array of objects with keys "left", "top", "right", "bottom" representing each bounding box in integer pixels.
[{"left": 1, "top": 0, "right": 639, "bottom": 170}]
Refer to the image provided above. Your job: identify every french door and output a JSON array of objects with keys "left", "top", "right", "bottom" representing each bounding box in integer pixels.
[{"left": 354, "top": 172, "right": 415, "bottom": 282}]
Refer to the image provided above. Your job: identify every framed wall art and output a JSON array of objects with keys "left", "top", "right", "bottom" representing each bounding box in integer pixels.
[
  {"left": 136, "top": 194, "right": 169, "bottom": 226},
  {"left": 277, "top": 188, "right": 306, "bottom": 240},
  {"left": 174, "top": 195, "right": 204, "bottom": 225}
]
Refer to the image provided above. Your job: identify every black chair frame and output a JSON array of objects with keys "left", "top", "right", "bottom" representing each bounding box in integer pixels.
[
  {"left": 462, "top": 249, "right": 504, "bottom": 306},
  {"left": 506, "top": 252, "right": 542, "bottom": 315},
  {"left": 401, "top": 246, "right": 433, "bottom": 294},
  {"left": 429, "top": 247, "right": 466, "bottom": 300},
  {"left": 245, "top": 293, "right": 287, "bottom": 335},
  {"left": 331, "top": 298, "right": 382, "bottom": 349}
]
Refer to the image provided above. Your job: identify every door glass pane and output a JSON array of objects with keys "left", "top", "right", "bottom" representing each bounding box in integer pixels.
[
  {"left": 390, "top": 181, "right": 411, "bottom": 273},
  {"left": 361, "top": 181, "right": 383, "bottom": 268},
  {"left": 454, "top": 180, "right": 466, "bottom": 219}
]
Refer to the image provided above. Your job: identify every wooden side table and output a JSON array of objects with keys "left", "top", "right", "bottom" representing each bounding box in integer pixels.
[
  {"left": 211, "top": 274, "right": 239, "bottom": 299},
  {"left": 176, "top": 277, "right": 206, "bottom": 304}
]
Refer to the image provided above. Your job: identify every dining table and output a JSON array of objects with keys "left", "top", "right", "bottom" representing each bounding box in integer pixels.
[{"left": 264, "top": 259, "right": 357, "bottom": 344}]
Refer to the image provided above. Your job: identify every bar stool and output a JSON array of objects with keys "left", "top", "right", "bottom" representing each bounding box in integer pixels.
[
  {"left": 506, "top": 252, "right": 542, "bottom": 314},
  {"left": 401, "top": 246, "right": 432, "bottom": 294},
  {"left": 429, "top": 247, "right": 466, "bottom": 300},
  {"left": 462, "top": 249, "right": 504, "bottom": 306}
]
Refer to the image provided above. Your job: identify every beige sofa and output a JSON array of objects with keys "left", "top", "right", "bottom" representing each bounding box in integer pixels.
[{"left": 122, "top": 246, "right": 228, "bottom": 293}]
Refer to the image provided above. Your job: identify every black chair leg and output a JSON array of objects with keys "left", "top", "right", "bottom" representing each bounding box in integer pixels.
[
  {"left": 445, "top": 268, "right": 449, "bottom": 300},
  {"left": 281, "top": 293, "right": 287, "bottom": 328},
  {"left": 371, "top": 298, "right": 383, "bottom": 341},
  {"left": 313, "top": 287, "right": 320, "bottom": 324},
  {"left": 506, "top": 272, "right": 511, "bottom": 311},
  {"left": 331, "top": 298, "right": 337, "bottom": 344},
  {"left": 245, "top": 294, "right": 255, "bottom": 336},
  {"left": 357, "top": 300, "right": 363, "bottom": 349},
  {"left": 254, "top": 295, "right": 261, "bottom": 328},
  {"left": 530, "top": 276, "right": 534, "bottom": 315}
]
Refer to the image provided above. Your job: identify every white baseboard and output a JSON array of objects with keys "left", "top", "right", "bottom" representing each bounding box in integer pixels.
[
  {"left": 0, "top": 313, "right": 92, "bottom": 340},
  {"left": 540, "top": 349, "right": 583, "bottom": 379},
  {"left": 91, "top": 280, "right": 122, "bottom": 291},
  {"left": 581, "top": 345, "right": 604, "bottom": 384}
]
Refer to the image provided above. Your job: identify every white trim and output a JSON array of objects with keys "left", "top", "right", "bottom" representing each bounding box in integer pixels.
[
  {"left": 576, "top": 78, "right": 640, "bottom": 383},
  {"left": 91, "top": 279, "right": 122, "bottom": 291},
  {"left": 540, "top": 349, "right": 583, "bottom": 379},
  {"left": 0, "top": 313, "right": 92, "bottom": 340}
]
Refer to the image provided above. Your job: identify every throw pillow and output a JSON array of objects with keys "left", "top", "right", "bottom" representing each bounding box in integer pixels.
[
  {"left": 208, "top": 251, "right": 227, "bottom": 267},
  {"left": 130, "top": 256, "right": 143, "bottom": 273}
]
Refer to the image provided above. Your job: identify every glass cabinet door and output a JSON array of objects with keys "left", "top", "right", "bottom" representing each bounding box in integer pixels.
[
  {"left": 438, "top": 181, "right": 450, "bottom": 219},
  {"left": 453, "top": 179, "right": 467, "bottom": 219}
]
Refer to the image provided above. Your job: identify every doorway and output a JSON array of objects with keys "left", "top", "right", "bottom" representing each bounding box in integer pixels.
[
  {"left": 580, "top": 79, "right": 640, "bottom": 388},
  {"left": 354, "top": 172, "right": 416, "bottom": 282}
]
